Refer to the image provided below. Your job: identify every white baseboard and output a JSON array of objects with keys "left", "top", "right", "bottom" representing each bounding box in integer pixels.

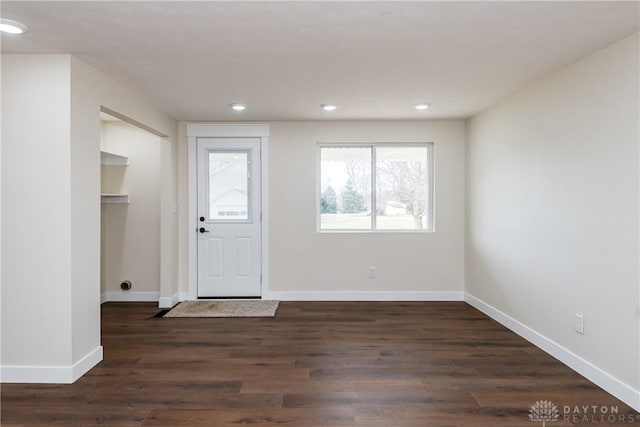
[
  {"left": 265, "top": 291, "right": 464, "bottom": 301},
  {"left": 464, "top": 293, "right": 640, "bottom": 412},
  {"left": 158, "top": 293, "right": 179, "bottom": 308},
  {"left": 101, "top": 291, "right": 159, "bottom": 303},
  {"left": 1, "top": 346, "right": 103, "bottom": 384},
  {"left": 179, "top": 291, "right": 190, "bottom": 301}
]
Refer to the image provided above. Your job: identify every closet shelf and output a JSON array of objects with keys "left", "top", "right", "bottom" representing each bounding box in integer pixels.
[
  {"left": 101, "top": 193, "right": 130, "bottom": 204},
  {"left": 101, "top": 151, "right": 129, "bottom": 166}
]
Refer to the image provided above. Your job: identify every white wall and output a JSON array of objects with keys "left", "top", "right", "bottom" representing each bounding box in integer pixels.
[
  {"left": 70, "top": 57, "right": 178, "bottom": 309},
  {"left": 69, "top": 57, "right": 101, "bottom": 365},
  {"left": 179, "top": 120, "right": 466, "bottom": 298},
  {"left": 1, "top": 54, "right": 178, "bottom": 382},
  {"left": 466, "top": 33, "right": 639, "bottom": 409},
  {"left": 2, "top": 55, "right": 74, "bottom": 368},
  {"left": 101, "top": 121, "right": 161, "bottom": 298}
]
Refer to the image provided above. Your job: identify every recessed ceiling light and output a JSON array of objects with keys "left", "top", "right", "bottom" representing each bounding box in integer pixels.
[
  {"left": 321, "top": 104, "right": 337, "bottom": 111},
  {"left": 0, "top": 18, "right": 29, "bottom": 35},
  {"left": 230, "top": 103, "right": 246, "bottom": 111},
  {"left": 415, "top": 104, "right": 430, "bottom": 110}
]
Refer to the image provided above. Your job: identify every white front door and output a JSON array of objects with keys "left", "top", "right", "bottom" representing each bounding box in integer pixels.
[{"left": 197, "top": 138, "right": 261, "bottom": 297}]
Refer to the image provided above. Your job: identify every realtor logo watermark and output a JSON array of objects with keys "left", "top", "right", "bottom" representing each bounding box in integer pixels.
[
  {"left": 529, "top": 400, "right": 560, "bottom": 426},
  {"left": 529, "top": 401, "right": 639, "bottom": 425}
]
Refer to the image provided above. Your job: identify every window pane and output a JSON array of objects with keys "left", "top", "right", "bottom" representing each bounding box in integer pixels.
[
  {"left": 375, "top": 146, "right": 429, "bottom": 230},
  {"left": 208, "top": 151, "right": 249, "bottom": 221},
  {"left": 320, "top": 147, "right": 371, "bottom": 230}
]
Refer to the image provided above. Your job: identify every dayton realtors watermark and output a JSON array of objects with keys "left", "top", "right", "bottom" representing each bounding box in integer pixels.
[
  {"left": 563, "top": 405, "right": 637, "bottom": 424},
  {"left": 529, "top": 400, "right": 639, "bottom": 425}
]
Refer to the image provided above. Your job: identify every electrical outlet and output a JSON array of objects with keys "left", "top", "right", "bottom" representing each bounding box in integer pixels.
[
  {"left": 368, "top": 266, "right": 376, "bottom": 278},
  {"left": 574, "top": 314, "right": 584, "bottom": 335}
]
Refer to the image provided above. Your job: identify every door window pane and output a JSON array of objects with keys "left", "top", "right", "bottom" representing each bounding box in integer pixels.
[
  {"left": 320, "top": 147, "right": 371, "bottom": 230},
  {"left": 376, "top": 147, "right": 429, "bottom": 230},
  {"left": 208, "top": 151, "right": 249, "bottom": 221}
]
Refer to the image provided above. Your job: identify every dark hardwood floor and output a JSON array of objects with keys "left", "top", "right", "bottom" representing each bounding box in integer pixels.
[{"left": 2, "top": 302, "right": 638, "bottom": 426}]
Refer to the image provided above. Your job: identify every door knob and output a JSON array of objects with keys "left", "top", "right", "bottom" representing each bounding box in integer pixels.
[{"left": 199, "top": 227, "right": 209, "bottom": 233}]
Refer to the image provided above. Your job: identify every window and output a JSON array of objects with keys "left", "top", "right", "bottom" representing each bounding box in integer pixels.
[
  {"left": 207, "top": 151, "right": 250, "bottom": 221},
  {"left": 319, "top": 144, "right": 433, "bottom": 231}
]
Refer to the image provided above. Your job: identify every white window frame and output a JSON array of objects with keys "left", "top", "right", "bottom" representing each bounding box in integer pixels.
[{"left": 317, "top": 142, "right": 434, "bottom": 233}]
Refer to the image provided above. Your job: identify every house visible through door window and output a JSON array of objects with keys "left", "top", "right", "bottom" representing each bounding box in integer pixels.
[
  {"left": 319, "top": 144, "right": 433, "bottom": 231},
  {"left": 208, "top": 151, "right": 250, "bottom": 221}
]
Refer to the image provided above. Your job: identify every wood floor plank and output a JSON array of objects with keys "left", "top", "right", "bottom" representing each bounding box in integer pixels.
[
  {"left": 1, "top": 301, "right": 636, "bottom": 427},
  {"left": 1, "top": 406, "right": 151, "bottom": 426},
  {"left": 352, "top": 404, "right": 459, "bottom": 426},
  {"left": 143, "top": 407, "right": 356, "bottom": 426},
  {"left": 241, "top": 378, "right": 426, "bottom": 394},
  {"left": 83, "top": 391, "right": 283, "bottom": 410},
  {"left": 309, "top": 365, "right": 481, "bottom": 381},
  {"left": 282, "top": 390, "right": 481, "bottom": 409}
]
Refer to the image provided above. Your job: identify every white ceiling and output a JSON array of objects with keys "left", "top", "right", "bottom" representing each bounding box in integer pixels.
[{"left": 2, "top": 1, "right": 638, "bottom": 121}]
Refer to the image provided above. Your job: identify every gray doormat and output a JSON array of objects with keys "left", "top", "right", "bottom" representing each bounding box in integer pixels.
[{"left": 164, "top": 300, "right": 279, "bottom": 318}]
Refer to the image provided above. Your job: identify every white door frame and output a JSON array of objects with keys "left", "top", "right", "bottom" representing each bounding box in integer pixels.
[{"left": 187, "top": 124, "right": 270, "bottom": 300}]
